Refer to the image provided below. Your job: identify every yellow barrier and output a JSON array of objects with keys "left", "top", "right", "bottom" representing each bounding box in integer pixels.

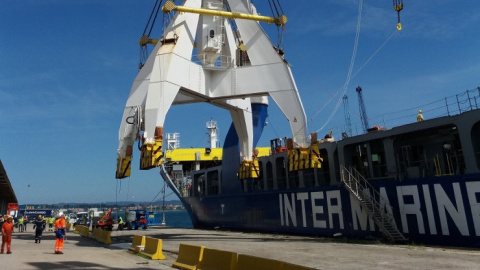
[
  {"left": 237, "top": 254, "right": 284, "bottom": 270},
  {"left": 128, "top": 235, "right": 146, "bottom": 253},
  {"left": 74, "top": 225, "right": 90, "bottom": 238},
  {"left": 283, "top": 262, "right": 317, "bottom": 270},
  {"left": 197, "top": 247, "right": 237, "bottom": 270},
  {"left": 172, "top": 244, "right": 204, "bottom": 270},
  {"left": 140, "top": 237, "right": 166, "bottom": 260},
  {"left": 91, "top": 228, "right": 112, "bottom": 244}
]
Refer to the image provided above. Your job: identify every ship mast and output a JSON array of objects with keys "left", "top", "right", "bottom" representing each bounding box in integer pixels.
[{"left": 206, "top": 119, "right": 218, "bottom": 149}]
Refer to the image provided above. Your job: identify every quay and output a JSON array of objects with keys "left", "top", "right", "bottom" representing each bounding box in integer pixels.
[{"left": 1, "top": 226, "right": 480, "bottom": 269}]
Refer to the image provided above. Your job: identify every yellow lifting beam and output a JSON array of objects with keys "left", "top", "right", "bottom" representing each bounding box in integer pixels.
[
  {"left": 162, "top": 0, "right": 287, "bottom": 26},
  {"left": 287, "top": 133, "right": 323, "bottom": 172},
  {"left": 140, "top": 127, "right": 164, "bottom": 170}
]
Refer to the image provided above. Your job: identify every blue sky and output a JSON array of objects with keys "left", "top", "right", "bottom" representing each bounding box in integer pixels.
[{"left": 1, "top": 0, "right": 479, "bottom": 205}]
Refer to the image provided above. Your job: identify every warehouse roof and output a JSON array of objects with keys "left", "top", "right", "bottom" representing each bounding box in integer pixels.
[{"left": 0, "top": 159, "right": 17, "bottom": 204}]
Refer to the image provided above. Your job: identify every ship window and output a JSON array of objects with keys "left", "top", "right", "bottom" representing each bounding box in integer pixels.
[
  {"left": 394, "top": 124, "right": 466, "bottom": 179},
  {"left": 206, "top": 170, "right": 219, "bottom": 195},
  {"left": 193, "top": 173, "right": 205, "bottom": 196},
  {"left": 288, "top": 170, "right": 299, "bottom": 189},
  {"left": 344, "top": 143, "right": 369, "bottom": 178},
  {"left": 370, "top": 139, "right": 387, "bottom": 178},
  {"left": 266, "top": 161, "right": 274, "bottom": 190},
  {"left": 316, "top": 148, "right": 331, "bottom": 185},
  {"left": 472, "top": 121, "right": 480, "bottom": 169},
  {"left": 303, "top": 168, "right": 315, "bottom": 187},
  {"left": 276, "top": 157, "right": 287, "bottom": 190},
  {"left": 256, "top": 161, "right": 264, "bottom": 191}
]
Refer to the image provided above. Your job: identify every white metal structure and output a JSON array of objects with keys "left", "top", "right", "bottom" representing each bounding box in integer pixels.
[
  {"left": 117, "top": 0, "right": 307, "bottom": 177},
  {"left": 165, "top": 133, "right": 180, "bottom": 150},
  {"left": 206, "top": 119, "right": 218, "bottom": 149}
]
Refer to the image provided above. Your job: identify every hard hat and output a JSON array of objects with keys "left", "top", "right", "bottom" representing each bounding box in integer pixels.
[{"left": 58, "top": 212, "right": 64, "bottom": 217}]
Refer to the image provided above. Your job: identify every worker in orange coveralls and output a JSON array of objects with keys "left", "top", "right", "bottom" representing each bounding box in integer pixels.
[
  {"left": 1, "top": 216, "right": 14, "bottom": 254},
  {"left": 54, "top": 213, "right": 66, "bottom": 254}
]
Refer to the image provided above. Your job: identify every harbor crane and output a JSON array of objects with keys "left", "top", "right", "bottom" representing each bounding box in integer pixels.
[{"left": 356, "top": 85, "right": 369, "bottom": 133}]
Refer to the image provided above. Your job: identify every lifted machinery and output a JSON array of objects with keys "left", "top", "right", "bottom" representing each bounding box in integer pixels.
[{"left": 125, "top": 210, "right": 148, "bottom": 230}]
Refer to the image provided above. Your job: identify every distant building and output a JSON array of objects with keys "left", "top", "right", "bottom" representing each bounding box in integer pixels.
[{"left": 0, "top": 159, "right": 18, "bottom": 214}]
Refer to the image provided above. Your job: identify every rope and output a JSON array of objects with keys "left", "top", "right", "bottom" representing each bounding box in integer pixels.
[
  {"left": 125, "top": 178, "right": 131, "bottom": 203},
  {"left": 143, "top": 0, "right": 161, "bottom": 35},
  {"left": 315, "top": 0, "right": 363, "bottom": 133},
  {"left": 351, "top": 29, "right": 398, "bottom": 79},
  {"left": 149, "top": 0, "right": 164, "bottom": 37},
  {"left": 311, "top": 5, "right": 399, "bottom": 133},
  {"left": 266, "top": 116, "right": 281, "bottom": 139}
]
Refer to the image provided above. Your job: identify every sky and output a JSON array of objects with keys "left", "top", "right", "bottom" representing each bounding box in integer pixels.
[{"left": 1, "top": 0, "right": 479, "bottom": 205}]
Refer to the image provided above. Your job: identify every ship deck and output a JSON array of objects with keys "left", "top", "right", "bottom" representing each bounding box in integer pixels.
[{"left": 3, "top": 225, "right": 479, "bottom": 269}]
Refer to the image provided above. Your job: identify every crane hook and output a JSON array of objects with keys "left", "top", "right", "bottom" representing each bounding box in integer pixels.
[{"left": 393, "top": 0, "right": 403, "bottom": 30}]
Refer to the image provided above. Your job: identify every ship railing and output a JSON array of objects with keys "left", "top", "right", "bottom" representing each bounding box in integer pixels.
[
  {"left": 341, "top": 165, "right": 407, "bottom": 242},
  {"left": 327, "top": 86, "right": 480, "bottom": 139}
]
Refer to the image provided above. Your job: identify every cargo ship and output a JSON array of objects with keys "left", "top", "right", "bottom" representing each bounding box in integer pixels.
[{"left": 115, "top": 0, "right": 480, "bottom": 247}]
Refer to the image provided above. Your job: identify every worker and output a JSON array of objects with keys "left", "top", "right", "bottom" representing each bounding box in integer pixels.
[
  {"left": 65, "top": 215, "right": 71, "bottom": 231},
  {"left": 23, "top": 215, "right": 28, "bottom": 231},
  {"left": 33, "top": 215, "right": 46, "bottom": 243},
  {"left": 117, "top": 216, "right": 124, "bottom": 231},
  {"left": 417, "top": 110, "right": 424, "bottom": 122},
  {"left": 18, "top": 216, "right": 24, "bottom": 232},
  {"left": 48, "top": 216, "right": 55, "bottom": 231},
  {"left": 54, "top": 213, "right": 66, "bottom": 254},
  {"left": 1, "top": 216, "right": 14, "bottom": 254}
]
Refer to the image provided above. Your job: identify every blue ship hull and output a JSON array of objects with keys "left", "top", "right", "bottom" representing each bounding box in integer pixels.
[
  {"left": 165, "top": 92, "right": 480, "bottom": 248},
  {"left": 182, "top": 174, "right": 480, "bottom": 247}
]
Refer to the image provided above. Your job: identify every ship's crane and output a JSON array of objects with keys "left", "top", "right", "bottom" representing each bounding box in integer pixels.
[{"left": 116, "top": 0, "right": 308, "bottom": 179}]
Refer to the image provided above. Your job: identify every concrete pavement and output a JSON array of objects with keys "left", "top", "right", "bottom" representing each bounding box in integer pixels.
[{"left": 1, "top": 225, "right": 480, "bottom": 269}]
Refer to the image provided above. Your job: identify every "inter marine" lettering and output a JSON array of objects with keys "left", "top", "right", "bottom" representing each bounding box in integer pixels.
[{"left": 279, "top": 181, "right": 480, "bottom": 237}]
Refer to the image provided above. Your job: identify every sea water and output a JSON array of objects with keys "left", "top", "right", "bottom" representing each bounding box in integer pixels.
[
  {"left": 151, "top": 210, "right": 193, "bottom": 228},
  {"left": 110, "top": 209, "right": 193, "bottom": 228}
]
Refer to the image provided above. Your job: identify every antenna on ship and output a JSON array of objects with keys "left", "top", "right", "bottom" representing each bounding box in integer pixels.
[{"left": 206, "top": 119, "right": 218, "bottom": 148}]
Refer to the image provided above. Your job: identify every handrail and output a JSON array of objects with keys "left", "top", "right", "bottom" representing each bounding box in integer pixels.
[{"left": 340, "top": 165, "right": 405, "bottom": 242}]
